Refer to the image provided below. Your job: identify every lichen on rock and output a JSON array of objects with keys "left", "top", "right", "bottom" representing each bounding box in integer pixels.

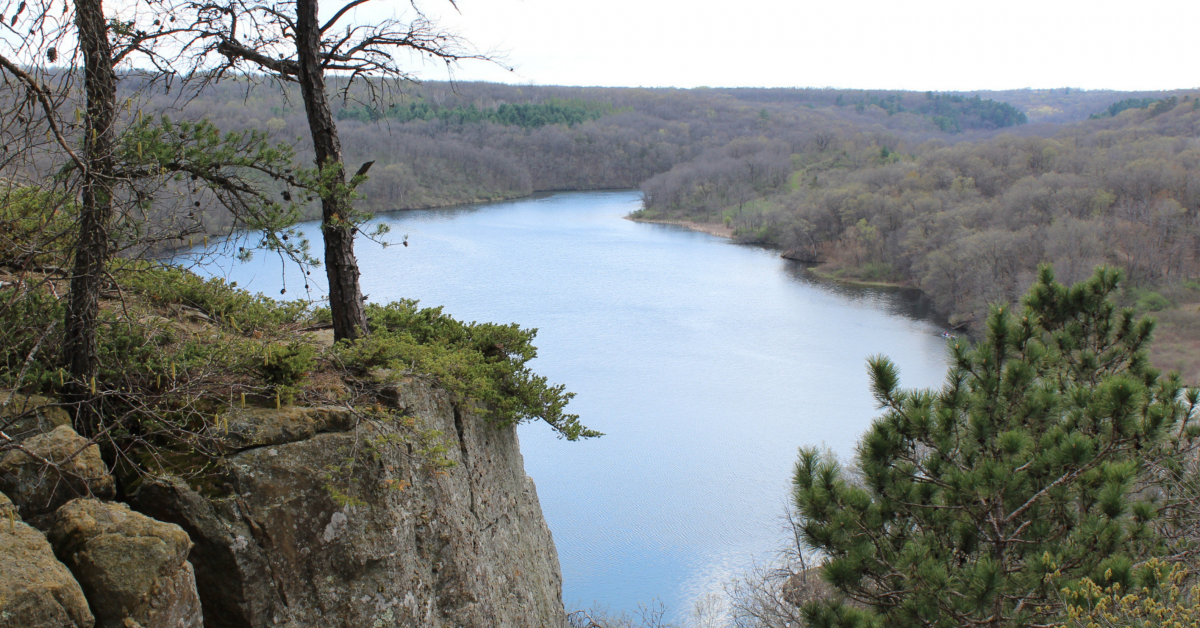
[
  {"left": 47, "top": 498, "right": 203, "bottom": 628},
  {"left": 0, "top": 491, "right": 95, "bottom": 628},
  {"left": 0, "top": 425, "right": 115, "bottom": 525}
]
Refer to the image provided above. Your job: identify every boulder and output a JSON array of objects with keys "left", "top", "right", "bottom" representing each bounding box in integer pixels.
[
  {"left": 48, "top": 499, "right": 203, "bottom": 628},
  {"left": 0, "top": 425, "right": 115, "bottom": 525},
  {"left": 0, "top": 491, "right": 95, "bottom": 628},
  {"left": 131, "top": 376, "right": 566, "bottom": 628},
  {"left": 0, "top": 391, "right": 72, "bottom": 443}
]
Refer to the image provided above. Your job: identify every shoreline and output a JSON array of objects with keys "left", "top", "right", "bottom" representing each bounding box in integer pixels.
[
  {"left": 803, "top": 264, "right": 914, "bottom": 290},
  {"left": 625, "top": 216, "right": 919, "bottom": 290},
  {"left": 623, "top": 216, "right": 735, "bottom": 238}
]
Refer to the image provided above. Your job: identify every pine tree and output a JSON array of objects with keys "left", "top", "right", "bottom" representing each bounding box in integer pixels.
[{"left": 793, "top": 266, "right": 1200, "bottom": 628}]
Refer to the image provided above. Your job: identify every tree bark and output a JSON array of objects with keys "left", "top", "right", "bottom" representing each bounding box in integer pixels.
[
  {"left": 65, "top": 0, "right": 118, "bottom": 437},
  {"left": 295, "top": 0, "right": 369, "bottom": 342}
]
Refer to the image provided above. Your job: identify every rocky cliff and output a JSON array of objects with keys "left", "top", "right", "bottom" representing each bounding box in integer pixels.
[
  {"left": 0, "top": 377, "right": 568, "bottom": 628},
  {"left": 130, "top": 375, "right": 567, "bottom": 628}
]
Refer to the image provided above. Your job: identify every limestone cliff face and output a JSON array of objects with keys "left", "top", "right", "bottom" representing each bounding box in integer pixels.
[{"left": 130, "top": 376, "right": 567, "bottom": 628}]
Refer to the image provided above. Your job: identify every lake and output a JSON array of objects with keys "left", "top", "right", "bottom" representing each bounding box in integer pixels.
[{"left": 185, "top": 190, "right": 952, "bottom": 620}]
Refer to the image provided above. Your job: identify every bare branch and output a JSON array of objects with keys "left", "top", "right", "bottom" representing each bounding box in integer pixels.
[
  {"left": 0, "top": 52, "right": 86, "bottom": 173},
  {"left": 320, "top": 0, "right": 371, "bottom": 33}
]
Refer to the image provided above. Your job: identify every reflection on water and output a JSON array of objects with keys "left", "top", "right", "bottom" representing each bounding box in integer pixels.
[
  {"left": 784, "top": 264, "right": 944, "bottom": 322},
  {"left": 184, "top": 191, "right": 953, "bottom": 621}
]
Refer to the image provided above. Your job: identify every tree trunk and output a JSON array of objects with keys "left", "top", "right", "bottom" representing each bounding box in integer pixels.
[
  {"left": 295, "top": 0, "right": 369, "bottom": 342},
  {"left": 65, "top": 0, "right": 118, "bottom": 438}
]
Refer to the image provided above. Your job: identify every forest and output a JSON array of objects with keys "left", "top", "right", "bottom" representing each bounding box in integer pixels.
[
  {"left": 635, "top": 93, "right": 1200, "bottom": 330},
  {"left": 106, "top": 79, "right": 1200, "bottom": 379},
  {"left": 138, "top": 81, "right": 1161, "bottom": 218}
]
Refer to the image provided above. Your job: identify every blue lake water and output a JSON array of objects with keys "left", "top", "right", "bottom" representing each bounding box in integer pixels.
[{"left": 185, "top": 190, "right": 952, "bottom": 620}]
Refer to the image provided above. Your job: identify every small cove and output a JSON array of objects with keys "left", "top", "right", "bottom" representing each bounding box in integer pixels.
[{"left": 183, "top": 190, "right": 952, "bottom": 619}]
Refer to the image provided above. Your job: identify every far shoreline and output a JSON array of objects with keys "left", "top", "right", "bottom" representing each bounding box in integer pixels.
[
  {"left": 624, "top": 215, "right": 917, "bottom": 290},
  {"left": 623, "top": 216, "right": 735, "bottom": 238}
]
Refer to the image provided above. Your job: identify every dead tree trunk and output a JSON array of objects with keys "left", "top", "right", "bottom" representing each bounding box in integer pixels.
[{"left": 295, "top": 0, "right": 369, "bottom": 342}]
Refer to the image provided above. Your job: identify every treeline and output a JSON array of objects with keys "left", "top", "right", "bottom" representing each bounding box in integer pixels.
[
  {"left": 130, "top": 80, "right": 1090, "bottom": 224},
  {"left": 336, "top": 98, "right": 620, "bottom": 128},
  {"left": 826, "top": 91, "right": 1028, "bottom": 132},
  {"left": 636, "top": 93, "right": 1200, "bottom": 331},
  {"left": 704, "top": 87, "right": 1174, "bottom": 124}
]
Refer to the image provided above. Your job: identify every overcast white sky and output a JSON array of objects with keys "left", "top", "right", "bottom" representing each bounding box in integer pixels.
[{"left": 375, "top": 0, "right": 1199, "bottom": 91}]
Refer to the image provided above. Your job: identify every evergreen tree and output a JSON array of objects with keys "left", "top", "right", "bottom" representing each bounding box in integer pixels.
[{"left": 793, "top": 266, "right": 1199, "bottom": 628}]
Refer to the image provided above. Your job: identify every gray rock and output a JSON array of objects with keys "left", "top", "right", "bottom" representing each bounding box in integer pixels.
[
  {"left": 0, "top": 491, "right": 95, "bottom": 628},
  {"left": 47, "top": 499, "right": 203, "bottom": 628},
  {"left": 213, "top": 406, "right": 356, "bottom": 452},
  {"left": 0, "top": 426, "right": 115, "bottom": 524},
  {"left": 132, "top": 377, "right": 566, "bottom": 628}
]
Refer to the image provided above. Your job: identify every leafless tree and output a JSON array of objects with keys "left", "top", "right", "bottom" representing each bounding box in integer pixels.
[{"left": 176, "top": 0, "right": 498, "bottom": 341}]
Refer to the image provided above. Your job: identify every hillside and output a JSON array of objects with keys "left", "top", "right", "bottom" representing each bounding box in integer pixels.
[
  {"left": 122, "top": 80, "right": 1188, "bottom": 230},
  {"left": 633, "top": 91, "right": 1200, "bottom": 380}
]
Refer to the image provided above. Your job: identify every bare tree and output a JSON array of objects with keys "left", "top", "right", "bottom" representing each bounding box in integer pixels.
[
  {"left": 726, "top": 505, "right": 831, "bottom": 628},
  {"left": 181, "top": 0, "right": 495, "bottom": 341}
]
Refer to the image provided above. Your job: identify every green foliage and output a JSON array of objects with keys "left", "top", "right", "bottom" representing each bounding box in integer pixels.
[
  {"left": 0, "top": 284, "right": 65, "bottom": 391},
  {"left": 116, "top": 113, "right": 315, "bottom": 262},
  {"left": 334, "top": 300, "right": 599, "bottom": 440},
  {"left": 1150, "top": 97, "right": 1179, "bottom": 117},
  {"left": 259, "top": 341, "right": 316, "bottom": 387},
  {"left": 793, "top": 267, "right": 1198, "bottom": 628},
  {"left": 337, "top": 98, "right": 620, "bottom": 129},
  {"left": 836, "top": 91, "right": 1027, "bottom": 131},
  {"left": 856, "top": 262, "right": 897, "bottom": 283},
  {"left": 0, "top": 186, "right": 77, "bottom": 268},
  {"left": 1130, "top": 289, "right": 1172, "bottom": 313},
  {"left": 1090, "top": 97, "right": 1158, "bottom": 119},
  {"left": 120, "top": 263, "right": 311, "bottom": 332}
]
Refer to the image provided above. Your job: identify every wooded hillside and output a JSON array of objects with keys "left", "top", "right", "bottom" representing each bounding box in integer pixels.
[{"left": 132, "top": 81, "right": 1174, "bottom": 222}]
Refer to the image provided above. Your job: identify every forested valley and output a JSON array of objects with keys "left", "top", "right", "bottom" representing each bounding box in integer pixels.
[{"left": 123, "top": 79, "right": 1200, "bottom": 377}]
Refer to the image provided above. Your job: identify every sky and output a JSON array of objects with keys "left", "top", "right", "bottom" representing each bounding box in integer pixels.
[{"left": 361, "top": 0, "right": 1200, "bottom": 91}]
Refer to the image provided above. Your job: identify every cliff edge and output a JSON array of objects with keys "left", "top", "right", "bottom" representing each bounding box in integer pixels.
[{"left": 129, "top": 375, "right": 567, "bottom": 628}]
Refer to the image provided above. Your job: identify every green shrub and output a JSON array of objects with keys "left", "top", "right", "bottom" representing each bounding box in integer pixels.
[
  {"left": 1137, "top": 291, "right": 1172, "bottom": 312},
  {"left": 120, "top": 262, "right": 312, "bottom": 331},
  {"left": 259, "top": 341, "right": 316, "bottom": 387},
  {"left": 0, "top": 186, "right": 77, "bottom": 269},
  {"left": 857, "top": 262, "right": 896, "bottom": 282},
  {"left": 0, "top": 285, "right": 65, "bottom": 391},
  {"left": 335, "top": 300, "right": 598, "bottom": 440}
]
